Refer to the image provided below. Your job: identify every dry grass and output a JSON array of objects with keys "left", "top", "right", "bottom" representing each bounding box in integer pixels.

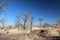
[{"left": 0, "top": 27, "right": 60, "bottom": 40}]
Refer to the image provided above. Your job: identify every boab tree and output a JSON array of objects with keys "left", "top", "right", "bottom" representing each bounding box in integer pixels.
[
  {"left": 15, "top": 15, "right": 21, "bottom": 30},
  {"left": 14, "top": 12, "right": 31, "bottom": 31},
  {"left": 21, "top": 12, "right": 31, "bottom": 30},
  {"left": 30, "top": 16, "right": 34, "bottom": 32}
]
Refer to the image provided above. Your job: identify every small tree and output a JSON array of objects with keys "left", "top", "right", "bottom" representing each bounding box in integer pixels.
[
  {"left": 39, "top": 18, "right": 43, "bottom": 27},
  {"left": 57, "top": 18, "right": 60, "bottom": 25},
  {"left": 43, "top": 23, "right": 51, "bottom": 27},
  {"left": 30, "top": 16, "right": 34, "bottom": 32},
  {"left": 0, "top": 18, "right": 6, "bottom": 29}
]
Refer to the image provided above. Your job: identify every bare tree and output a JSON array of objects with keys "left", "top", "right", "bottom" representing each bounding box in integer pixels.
[
  {"left": 21, "top": 12, "right": 31, "bottom": 30},
  {"left": 57, "top": 18, "right": 60, "bottom": 27},
  {"left": 0, "top": 0, "right": 9, "bottom": 29},
  {"left": 43, "top": 23, "right": 51, "bottom": 27},
  {"left": 30, "top": 16, "right": 34, "bottom": 32},
  {"left": 0, "top": 18, "right": 6, "bottom": 29},
  {"left": 39, "top": 18, "right": 43, "bottom": 27},
  {"left": 0, "top": 0, "right": 9, "bottom": 14},
  {"left": 15, "top": 15, "right": 21, "bottom": 30}
]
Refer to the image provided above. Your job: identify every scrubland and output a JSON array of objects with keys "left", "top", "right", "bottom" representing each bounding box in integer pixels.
[{"left": 0, "top": 27, "right": 60, "bottom": 40}]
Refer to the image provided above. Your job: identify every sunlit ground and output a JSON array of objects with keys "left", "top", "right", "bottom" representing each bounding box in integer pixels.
[{"left": 0, "top": 27, "right": 60, "bottom": 40}]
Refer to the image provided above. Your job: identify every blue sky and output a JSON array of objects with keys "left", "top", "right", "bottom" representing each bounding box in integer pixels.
[{"left": 0, "top": 0, "right": 60, "bottom": 25}]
